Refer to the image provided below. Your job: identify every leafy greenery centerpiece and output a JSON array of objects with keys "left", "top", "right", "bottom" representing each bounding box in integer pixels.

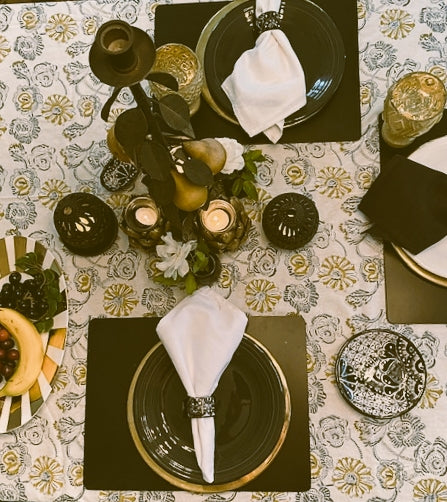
[{"left": 88, "top": 20, "right": 266, "bottom": 293}]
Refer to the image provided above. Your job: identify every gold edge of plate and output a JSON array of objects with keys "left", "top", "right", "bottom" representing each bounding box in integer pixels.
[
  {"left": 195, "top": 0, "right": 246, "bottom": 126},
  {"left": 392, "top": 243, "right": 447, "bottom": 288},
  {"left": 127, "top": 333, "right": 291, "bottom": 493}
]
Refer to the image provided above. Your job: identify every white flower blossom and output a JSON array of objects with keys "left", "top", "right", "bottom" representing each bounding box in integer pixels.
[
  {"left": 216, "top": 137, "right": 245, "bottom": 174},
  {"left": 155, "top": 232, "right": 197, "bottom": 279}
]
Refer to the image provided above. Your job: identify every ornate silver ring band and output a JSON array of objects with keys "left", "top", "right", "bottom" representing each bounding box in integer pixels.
[{"left": 185, "top": 396, "right": 216, "bottom": 418}]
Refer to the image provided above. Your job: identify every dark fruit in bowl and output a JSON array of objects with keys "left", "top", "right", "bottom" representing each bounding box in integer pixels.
[{"left": 0, "top": 272, "right": 49, "bottom": 321}]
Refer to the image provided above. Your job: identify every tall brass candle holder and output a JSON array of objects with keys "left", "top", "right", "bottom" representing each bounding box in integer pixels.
[{"left": 89, "top": 19, "right": 210, "bottom": 240}]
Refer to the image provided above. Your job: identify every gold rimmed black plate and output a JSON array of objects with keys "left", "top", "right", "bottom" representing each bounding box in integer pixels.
[
  {"left": 391, "top": 243, "right": 447, "bottom": 288},
  {"left": 391, "top": 136, "right": 447, "bottom": 287},
  {"left": 127, "top": 333, "right": 290, "bottom": 492},
  {"left": 196, "top": 0, "right": 345, "bottom": 127}
]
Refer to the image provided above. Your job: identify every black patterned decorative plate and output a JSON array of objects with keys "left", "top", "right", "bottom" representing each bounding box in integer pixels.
[
  {"left": 127, "top": 334, "right": 290, "bottom": 492},
  {"left": 196, "top": 0, "right": 345, "bottom": 127},
  {"left": 335, "top": 329, "right": 427, "bottom": 419},
  {"left": 100, "top": 157, "right": 138, "bottom": 192}
]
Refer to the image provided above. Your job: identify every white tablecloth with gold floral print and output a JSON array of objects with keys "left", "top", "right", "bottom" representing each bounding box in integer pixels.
[{"left": 0, "top": 1, "right": 446, "bottom": 501}]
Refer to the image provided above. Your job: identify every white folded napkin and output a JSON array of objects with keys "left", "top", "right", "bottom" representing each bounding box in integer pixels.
[
  {"left": 221, "top": 0, "right": 307, "bottom": 143},
  {"left": 156, "top": 286, "right": 248, "bottom": 483}
]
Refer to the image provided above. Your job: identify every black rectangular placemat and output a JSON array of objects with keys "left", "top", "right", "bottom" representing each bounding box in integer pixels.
[
  {"left": 379, "top": 113, "right": 447, "bottom": 323},
  {"left": 84, "top": 315, "right": 310, "bottom": 492},
  {"left": 154, "top": 0, "right": 360, "bottom": 144}
]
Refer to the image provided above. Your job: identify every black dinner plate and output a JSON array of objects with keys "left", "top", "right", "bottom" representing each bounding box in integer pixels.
[
  {"left": 335, "top": 329, "right": 427, "bottom": 419},
  {"left": 196, "top": 0, "right": 345, "bottom": 127},
  {"left": 127, "top": 334, "right": 290, "bottom": 492}
]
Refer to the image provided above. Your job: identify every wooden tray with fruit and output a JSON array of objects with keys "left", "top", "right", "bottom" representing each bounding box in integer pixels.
[{"left": 0, "top": 236, "right": 68, "bottom": 432}]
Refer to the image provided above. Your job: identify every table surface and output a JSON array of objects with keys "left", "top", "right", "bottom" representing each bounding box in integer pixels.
[{"left": 0, "top": 1, "right": 446, "bottom": 501}]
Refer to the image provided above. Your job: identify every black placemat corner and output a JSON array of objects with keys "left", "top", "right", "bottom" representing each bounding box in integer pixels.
[{"left": 379, "top": 112, "right": 447, "bottom": 324}]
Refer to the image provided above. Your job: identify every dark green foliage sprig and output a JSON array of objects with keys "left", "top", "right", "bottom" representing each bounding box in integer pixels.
[
  {"left": 15, "top": 252, "right": 66, "bottom": 333},
  {"left": 219, "top": 149, "right": 265, "bottom": 201}
]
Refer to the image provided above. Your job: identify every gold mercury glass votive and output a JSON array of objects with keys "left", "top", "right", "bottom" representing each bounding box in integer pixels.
[
  {"left": 121, "top": 196, "right": 166, "bottom": 249},
  {"left": 381, "top": 71, "right": 447, "bottom": 148},
  {"left": 199, "top": 198, "right": 251, "bottom": 252},
  {"left": 150, "top": 43, "right": 204, "bottom": 115}
]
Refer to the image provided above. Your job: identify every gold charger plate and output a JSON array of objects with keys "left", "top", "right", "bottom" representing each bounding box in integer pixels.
[
  {"left": 392, "top": 243, "right": 447, "bottom": 288},
  {"left": 0, "top": 236, "right": 68, "bottom": 432},
  {"left": 127, "top": 333, "right": 291, "bottom": 492},
  {"left": 196, "top": 0, "right": 345, "bottom": 127},
  {"left": 391, "top": 136, "right": 447, "bottom": 288}
]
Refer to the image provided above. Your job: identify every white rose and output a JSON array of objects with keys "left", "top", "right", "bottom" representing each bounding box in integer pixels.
[{"left": 215, "top": 137, "right": 245, "bottom": 174}]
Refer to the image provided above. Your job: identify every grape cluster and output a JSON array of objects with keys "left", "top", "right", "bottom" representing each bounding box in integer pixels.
[
  {"left": 0, "top": 327, "right": 19, "bottom": 381},
  {"left": 0, "top": 272, "right": 48, "bottom": 321}
]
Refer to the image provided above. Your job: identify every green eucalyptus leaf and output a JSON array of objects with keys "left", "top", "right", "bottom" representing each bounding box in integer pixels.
[
  {"left": 36, "top": 318, "right": 54, "bottom": 334},
  {"left": 232, "top": 177, "right": 244, "bottom": 196},
  {"left": 244, "top": 159, "right": 258, "bottom": 175},
  {"left": 101, "top": 87, "right": 121, "bottom": 121},
  {"left": 242, "top": 180, "right": 258, "bottom": 201},
  {"left": 138, "top": 141, "right": 172, "bottom": 181},
  {"left": 182, "top": 158, "right": 214, "bottom": 186},
  {"left": 146, "top": 176, "right": 176, "bottom": 206},
  {"left": 185, "top": 272, "right": 198, "bottom": 295},
  {"left": 241, "top": 169, "right": 255, "bottom": 181},
  {"left": 147, "top": 72, "right": 179, "bottom": 91},
  {"left": 244, "top": 149, "right": 265, "bottom": 162},
  {"left": 158, "top": 94, "right": 195, "bottom": 137}
]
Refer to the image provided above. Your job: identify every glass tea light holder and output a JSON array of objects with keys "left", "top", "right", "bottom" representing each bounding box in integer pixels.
[
  {"left": 150, "top": 43, "right": 204, "bottom": 115},
  {"left": 199, "top": 198, "right": 251, "bottom": 252},
  {"left": 381, "top": 71, "right": 447, "bottom": 148},
  {"left": 120, "top": 195, "right": 166, "bottom": 249}
]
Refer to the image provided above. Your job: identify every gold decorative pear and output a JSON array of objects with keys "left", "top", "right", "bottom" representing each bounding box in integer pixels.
[
  {"left": 182, "top": 138, "right": 226, "bottom": 174},
  {"left": 171, "top": 169, "right": 208, "bottom": 212}
]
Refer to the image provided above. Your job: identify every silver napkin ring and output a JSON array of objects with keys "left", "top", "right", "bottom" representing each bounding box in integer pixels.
[
  {"left": 256, "top": 11, "right": 282, "bottom": 33},
  {"left": 185, "top": 396, "right": 215, "bottom": 418}
]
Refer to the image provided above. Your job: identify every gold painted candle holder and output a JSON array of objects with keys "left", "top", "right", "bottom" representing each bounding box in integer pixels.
[
  {"left": 381, "top": 71, "right": 447, "bottom": 148},
  {"left": 150, "top": 43, "right": 204, "bottom": 115},
  {"left": 121, "top": 196, "right": 167, "bottom": 250},
  {"left": 198, "top": 198, "right": 251, "bottom": 252}
]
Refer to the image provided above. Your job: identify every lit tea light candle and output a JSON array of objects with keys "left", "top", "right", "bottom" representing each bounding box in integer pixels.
[
  {"left": 135, "top": 206, "right": 158, "bottom": 227},
  {"left": 200, "top": 200, "right": 236, "bottom": 234},
  {"left": 124, "top": 196, "right": 160, "bottom": 232},
  {"left": 203, "top": 208, "right": 230, "bottom": 232}
]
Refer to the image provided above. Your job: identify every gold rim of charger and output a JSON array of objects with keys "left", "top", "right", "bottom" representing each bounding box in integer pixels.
[
  {"left": 127, "top": 333, "right": 291, "bottom": 493},
  {"left": 392, "top": 243, "right": 447, "bottom": 288}
]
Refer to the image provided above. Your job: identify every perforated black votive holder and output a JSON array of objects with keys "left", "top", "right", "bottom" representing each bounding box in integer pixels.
[
  {"left": 262, "top": 193, "right": 319, "bottom": 249},
  {"left": 53, "top": 192, "right": 118, "bottom": 256}
]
